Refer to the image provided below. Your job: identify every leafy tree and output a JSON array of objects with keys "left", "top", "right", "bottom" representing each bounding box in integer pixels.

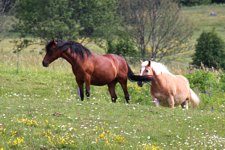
[
  {"left": 118, "top": 0, "right": 193, "bottom": 60},
  {"left": 211, "top": 0, "right": 225, "bottom": 3},
  {"left": 193, "top": 30, "right": 225, "bottom": 69},
  {"left": 0, "top": 0, "right": 15, "bottom": 39},
  {"left": 15, "top": 0, "right": 119, "bottom": 41}
]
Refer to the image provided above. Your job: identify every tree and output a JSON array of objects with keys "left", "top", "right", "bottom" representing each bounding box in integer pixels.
[
  {"left": 211, "top": 0, "right": 225, "bottom": 3},
  {"left": 1, "top": 0, "right": 16, "bottom": 13},
  {"left": 0, "top": 0, "right": 15, "bottom": 39},
  {"left": 15, "top": 0, "right": 119, "bottom": 41},
  {"left": 193, "top": 30, "right": 225, "bottom": 69},
  {"left": 118, "top": 0, "right": 193, "bottom": 60}
]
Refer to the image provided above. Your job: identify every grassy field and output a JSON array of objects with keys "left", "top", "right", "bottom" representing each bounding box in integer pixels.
[
  {"left": 1, "top": 4, "right": 225, "bottom": 150},
  {"left": 183, "top": 4, "right": 225, "bottom": 39},
  {"left": 0, "top": 65, "right": 225, "bottom": 150}
]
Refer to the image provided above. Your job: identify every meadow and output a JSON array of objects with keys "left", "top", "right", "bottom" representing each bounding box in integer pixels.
[
  {"left": 0, "top": 62, "right": 225, "bottom": 150},
  {"left": 1, "top": 4, "right": 225, "bottom": 150}
]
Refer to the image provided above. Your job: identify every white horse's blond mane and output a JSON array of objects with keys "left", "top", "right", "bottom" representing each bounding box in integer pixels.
[{"left": 142, "top": 61, "right": 171, "bottom": 75}]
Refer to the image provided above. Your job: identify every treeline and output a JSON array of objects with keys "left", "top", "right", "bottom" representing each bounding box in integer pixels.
[
  {"left": 1, "top": 0, "right": 225, "bottom": 70},
  {"left": 2, "top": 0, "right": 192, "bottom": 60},
  {"left": 1, "top": 0, "right": 225, "bottom": 13},
  {"left": 180, "top": 0, "right": 225, "bottom": 6}
]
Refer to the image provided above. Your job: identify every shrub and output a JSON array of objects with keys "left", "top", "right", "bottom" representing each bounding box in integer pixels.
[
  {"left": 186, "top": 70, "right": 225, "bottom": 106},
  {"left": 107, "top": 37, "right": 139, "bottom": 57},
  {"left": 192, "top": 30, "right": 225, "bottom": 70},
  {"left": 186, "top": 70, "right": 218, "bottom": 94}
]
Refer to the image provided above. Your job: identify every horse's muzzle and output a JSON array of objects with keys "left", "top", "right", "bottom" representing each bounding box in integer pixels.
[
  {"left": 137, "top": 81, "right": 143, "bottom": 87},
  {"left": 42, "top": 61, "right": 49, "bottom": 67}
]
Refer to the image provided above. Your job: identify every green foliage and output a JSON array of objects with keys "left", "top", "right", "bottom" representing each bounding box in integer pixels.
[
  {"left": 186, "top": 70, "right": 225, "bottom": 105},
  {"left": 180, "top": 0, "right": 212, "bottom": 6},
  {"left": 107, "top": 37, "right": 139, "bottom": 57},
  {"left": 15, "top": 0, "right": 119, "bottom": 40},
  {"left": 70, "top": 0, "right": 120, "bottom": 40},
  {"left": 186, "top": 70, "right": 218, "bottom": 93},
  {"left": 192, "top": 30, "right": 225, "bottom": 69},
  {"left": 212, "top": 0, "right": 225, "bottom": 3},
  {"left": 15, "top": 0, "right": 78, "bottom": 40}
]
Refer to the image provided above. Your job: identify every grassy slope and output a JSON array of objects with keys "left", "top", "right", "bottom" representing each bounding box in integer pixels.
[
  {"left": 1, "top": 4, "right": 225, "bottom": 150},
  {"left": 183, "top": 4, "right": 225, "bottom": 41},
  {"left": 0, "top": 66, "right": 225, "bottom": 149},
  {"left": 163, "top": 4, "right": 225, "bottom": 65}
]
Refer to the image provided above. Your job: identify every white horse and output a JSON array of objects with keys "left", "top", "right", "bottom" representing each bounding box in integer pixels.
[{"left": 138, "top": 60, "right": 200, "bottom": 109}]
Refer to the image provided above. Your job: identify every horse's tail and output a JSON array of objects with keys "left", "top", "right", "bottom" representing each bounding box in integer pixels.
[
  {"left": 190, "top": 88, "right": 200, "bottom": 108},
  {"left": 127, "top": 64, "right": 152, "bottom": 82}
]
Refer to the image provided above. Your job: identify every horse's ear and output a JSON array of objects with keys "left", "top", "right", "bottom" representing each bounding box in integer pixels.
[
  {"left": 52, "top": 39, "right": 57, "bottom": 46},
  {"left": 147, "top": 60, "right": 151, "bottom": 66}
]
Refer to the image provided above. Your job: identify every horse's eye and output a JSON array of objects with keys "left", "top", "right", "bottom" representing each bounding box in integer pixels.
[{"left": 145, "top": 70, "right": 149, "bottom": 72}]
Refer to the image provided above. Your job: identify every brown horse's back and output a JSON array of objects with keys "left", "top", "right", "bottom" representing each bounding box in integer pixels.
[
  {"left": 104, "top": 54, "right": 128, "bottom": 79},
  {"left": 86, "top": 54, "right": 127, "bottom": 86}
]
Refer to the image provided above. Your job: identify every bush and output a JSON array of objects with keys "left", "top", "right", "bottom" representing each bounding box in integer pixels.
[
  {"left": 192, "top": 30, "right": 225, "bottom": 70},
  {"left": 186, "top": 70, "right": 225, "bottom": 106},
  {"left": 186, "top": 70, "right": 218, "bottom": 93},
  {"left": 107, "top": 37, "right": 139, "bottom": 57}
]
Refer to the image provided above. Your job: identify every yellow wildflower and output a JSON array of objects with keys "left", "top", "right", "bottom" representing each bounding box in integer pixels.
[
  {"left": 99, "top": 133, "right": 105, "bottom": 139},
  {"left": 114, "top": 135, "right": 126, "bottom": 144},
  {"left": 10, "top": 130, "right": 17, "bottom": 137},
  {"left": 142, "top": 144, "right": 163, "bottom": 150},
  {"left": 8, "top": 137, "right": 24, "bottom": 147}
]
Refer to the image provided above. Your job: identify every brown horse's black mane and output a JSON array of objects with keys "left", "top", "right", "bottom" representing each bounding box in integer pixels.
[{"left": 46, "top": 40, "right": 92, "bottom": 58}]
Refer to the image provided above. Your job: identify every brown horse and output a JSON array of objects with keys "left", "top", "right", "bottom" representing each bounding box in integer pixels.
[
  {"left": 42, "top": 40, "right": 151, "bottom": 103},
  {"left": 138, "top": 60, "right": 200, "bottom": 109}
]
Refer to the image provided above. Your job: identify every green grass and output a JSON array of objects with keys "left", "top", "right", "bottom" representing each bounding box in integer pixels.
[
  {"left": 183, "top": 4, "right": 225, "bottom": 41},
  {"left": 1, "top": 60, "right": 225, "bottom": 149}
]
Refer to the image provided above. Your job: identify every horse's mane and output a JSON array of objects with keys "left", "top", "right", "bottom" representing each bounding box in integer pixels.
[
  {"left": 151, "top": 61, "right": 171, "bottom": 75},
  {"left": 142, "top": 61, "right": 171, "bottom": 75},
  {"left": 46, "top": 40, "right": 92, "bottom": 58}
]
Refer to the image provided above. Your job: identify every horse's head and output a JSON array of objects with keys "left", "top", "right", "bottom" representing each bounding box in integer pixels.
[
  {"left": 138, "top": 60, "right": 154, "bottom": 87},
  {"left": 42, "top": 40, "right": 64, "bottom": 67}
]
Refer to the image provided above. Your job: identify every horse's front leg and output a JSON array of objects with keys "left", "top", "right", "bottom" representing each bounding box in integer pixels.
[
  {"left": 77, "top": 80, "right": 84, "bottom": 101},
  {"left": 168, "top": 95, "right": 175, "bottom": 108},
  {"left": 151, "top": 93, "right": 159, "bottom": 107},
  {"left": 153, "top": 97, "right": 159, "bottom": 107}
]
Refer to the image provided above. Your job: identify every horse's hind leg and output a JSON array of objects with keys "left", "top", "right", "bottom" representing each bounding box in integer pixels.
[
  {"left": 181, "top": 100, "right": 189, "bottom": 110},
  {"left": 118, "top": 79, "right": 130, "bottom": 103},
  {"left": 108, "top": 81, "right": 117, "bottom": 103}
]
